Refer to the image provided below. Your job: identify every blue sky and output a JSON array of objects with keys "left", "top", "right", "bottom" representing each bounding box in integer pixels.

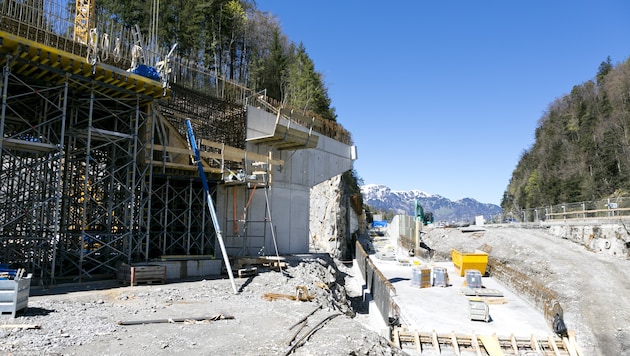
[{"left": 256, "top": 1, "right": 630, "bottom": 206}]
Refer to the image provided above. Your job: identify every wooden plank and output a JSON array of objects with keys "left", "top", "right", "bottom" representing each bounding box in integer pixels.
[
  {"left": 237, "top": 267, "right": 257, "bottom": 278},
  {"left": 145, "top": 159, "right": 222, "bottom": 173},
  {"left": 548, "top": 334, "right": 561, "bottom": 356},
  {"left": 471, "top": 333, "right": 483, "bottom": 356},
  {"left": 0, "top": 324, "right": 40, "bottom": 329},
  {"left": 479, "top": 334, "right": 505, "bottom": 356},
  {"left": 393, "top": 327, "right": 401, "bottom": 349},
  {"left": 151, "top": 142, "right": 282, "bottom": 169},
  {"left": 531, "top": 334, "right": 542, "bottom": 352},
  {"left": 414, "top": 331, "right": 421, "bottom": 353},
  {"left": 450, "top": 332, "right": 460, "bottom": 356},
  {"left": 201, "top": 139, "right": 283, "bottom": 165},
  {"left": 431, "top": 330, "right": 440, "bottom": 354},
  {"left": 483, "top": 297, "right": 508, "bottom": 304},
  {"left": 568, "top": 330, "right": 583, "bottom": 356},
  {"left": 2, "top": 138, "right": 57, "bottom": 152},
  {"left": 510, "top": 334, "right": 518, "bottom": 354},
  {"left": 563, "top": 336, "right": 578, "bottom": 356}
]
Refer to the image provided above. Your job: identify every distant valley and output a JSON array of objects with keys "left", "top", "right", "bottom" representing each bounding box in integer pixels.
[{"left": 361, "top": 184, "right": 502, "bottom": 223}]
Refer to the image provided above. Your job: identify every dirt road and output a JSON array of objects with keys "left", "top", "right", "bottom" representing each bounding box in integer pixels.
[{"left": 422, "top": 225, "right": 630, "bottom": 356}]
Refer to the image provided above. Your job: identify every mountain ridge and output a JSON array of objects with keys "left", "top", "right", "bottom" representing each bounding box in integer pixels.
[{"left": 361, "top": 184, "right": 502, "bottom": 223}]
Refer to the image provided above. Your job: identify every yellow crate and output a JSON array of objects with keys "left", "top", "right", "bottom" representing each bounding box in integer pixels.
[
  {"left": 420, "top": 268, "right": 431, "bottom": 288},
  {"left": 451, "top": 249, "right": 488, "bottom": 277},
  {"left": 412, "top": 267, "right": 432, "bottom": 288}
]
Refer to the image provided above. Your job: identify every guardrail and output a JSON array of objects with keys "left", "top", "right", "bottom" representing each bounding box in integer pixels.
[
  {"left": 355, "top": 240, "right": 399, "bottom": 326},
  {"left": 492, "top": 197, "right": 630, "bottom": 224}
]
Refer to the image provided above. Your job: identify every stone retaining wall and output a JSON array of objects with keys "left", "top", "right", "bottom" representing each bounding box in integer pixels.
[{"left": 543, "top": 222, "right": 630, "bottom": 258}]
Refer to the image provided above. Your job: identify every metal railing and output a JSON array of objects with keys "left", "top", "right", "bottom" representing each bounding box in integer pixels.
[{"left": 494, "top": 197, "right": 630, "bottom": 224}]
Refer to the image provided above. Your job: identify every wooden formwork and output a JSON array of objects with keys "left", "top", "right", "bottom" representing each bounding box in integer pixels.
[{"left": 393, "top": 327, "right": 582, "bottom": 355}]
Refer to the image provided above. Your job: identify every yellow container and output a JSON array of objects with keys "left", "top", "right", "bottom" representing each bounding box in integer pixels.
[{"left": 451, "top": 249, "right": 488, "bottom": 277}]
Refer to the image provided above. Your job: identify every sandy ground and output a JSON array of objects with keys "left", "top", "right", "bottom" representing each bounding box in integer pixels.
[{"left": 420, "top": 225, "right": 630, "bottom": 356}]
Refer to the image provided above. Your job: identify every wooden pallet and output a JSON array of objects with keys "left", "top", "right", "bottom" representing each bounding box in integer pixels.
[
  {"left": 117, "top": 264, "right": 166, "bottom": 286},
  {"left": 237, "top": 267, "right": 258, "bottom": 278},
  {"left": 233, "top": 257, "right": 287, "bottom": 272},
  {"left": 130, "top": 279, "right": 165, "bottom": 286}
]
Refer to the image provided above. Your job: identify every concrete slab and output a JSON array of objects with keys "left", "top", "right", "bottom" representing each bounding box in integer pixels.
[{"left": 371, "top": 256, "right": 553, "bottom": 338}]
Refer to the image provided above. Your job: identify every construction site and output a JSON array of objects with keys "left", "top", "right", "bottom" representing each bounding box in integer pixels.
[
  {"left": 3, "top": 2, "right": 630, "bottom": 356},
  {"left": 0, "top": 0, "right": 356, "bottom": 286}
]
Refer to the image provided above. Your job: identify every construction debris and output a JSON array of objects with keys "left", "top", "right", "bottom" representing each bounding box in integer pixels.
[
  {"left": 236, "top": 266, "right": 258, "bottom": 278},
  {"left": 0, "top": 324, "right": 40, "bottom": 329},
  {"left": 263, "top": 285, "right": 315, "bottom": 302},
  {"left": 284, "top": 313, "right": 342, "bottom": 356},
  {"left": 117, "top": 314, "right": 234, "bottom": 326}
]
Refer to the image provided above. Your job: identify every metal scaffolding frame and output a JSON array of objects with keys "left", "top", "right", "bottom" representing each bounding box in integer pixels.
[
  {"left": 147, "top": 175, "right": 214, "bottom": 258},
  {"left": 223, "top": 162, "right": 274, "bottom": 257},
  {"left": 0, "top": 62, "right": 67, "bottom": 283},
  {"left": 0, "top": 0, "right": 239, "bottom": 284},
  {"left": 0, "top": 54, "right": 229, "bottom": 284},
  {"left": 0, "top": 0, "right": 338, "bottom": 285},
  {"left": 0, "top": 58, "right": 156, "bottom": 283}
]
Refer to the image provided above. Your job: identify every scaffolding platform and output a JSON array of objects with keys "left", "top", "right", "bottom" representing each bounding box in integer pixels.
[{"left": 0, "top": 30, "right": 167, "bottom": 100}]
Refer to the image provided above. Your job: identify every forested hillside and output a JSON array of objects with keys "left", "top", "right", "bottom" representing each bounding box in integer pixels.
[
  {"left": 502, "top": 56, "right": 630, "bottom": 211},
  {"left": 96, "top": 0, "right": 336, "bottom": 121}
]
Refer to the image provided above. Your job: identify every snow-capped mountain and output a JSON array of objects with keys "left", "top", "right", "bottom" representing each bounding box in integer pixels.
[{"left": 361, "top": 184, "right": 502, "bottom": 223}]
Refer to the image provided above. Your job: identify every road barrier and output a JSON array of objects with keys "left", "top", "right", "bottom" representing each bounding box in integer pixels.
[{"left": 355, "top": 240, "right": 399, "bottom": 326}]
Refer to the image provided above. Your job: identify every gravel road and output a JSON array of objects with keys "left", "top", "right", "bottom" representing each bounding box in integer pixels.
[
  {"left": 0, "top": 255, "right": 402, "bottom": 356},
  {"left": 422, "top": 225, "right": 630, "bottom": 356}
]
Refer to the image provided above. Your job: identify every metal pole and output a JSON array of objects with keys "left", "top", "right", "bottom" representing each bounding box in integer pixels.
[
  {"left": 263, "top": 186, "right": 282, "bottom": 271},
  {"left": 185, "top": 119, "right": 237, "bottom": 294},
  {"left": 50, "top": 75, "right": 70, "bottom": 284}
]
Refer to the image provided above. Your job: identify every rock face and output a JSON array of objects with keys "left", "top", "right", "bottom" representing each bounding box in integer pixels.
[
  {"left": 546, "top": 223, "right": 630, "bottom": 257},
  {"left": 310, "top": 174, "right": 361, "bottom": 260}
]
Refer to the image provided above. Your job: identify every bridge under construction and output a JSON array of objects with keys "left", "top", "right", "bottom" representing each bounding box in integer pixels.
[{"left": 0, "top": 1, "right": 352, "bottom": 285}]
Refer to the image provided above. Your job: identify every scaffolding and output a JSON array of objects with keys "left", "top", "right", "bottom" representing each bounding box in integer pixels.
[
  {"left": 0, "top": 0, "right": 349, "bottom": 284},
  {"left": 0, "top": 1, "right": 257, "bottom": 284},
  {"left": 0, "top": 52, "right": 155, "bottom": 282},
  {"left": 223, "top": 158, "right": 274, "bottom": 257}
]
